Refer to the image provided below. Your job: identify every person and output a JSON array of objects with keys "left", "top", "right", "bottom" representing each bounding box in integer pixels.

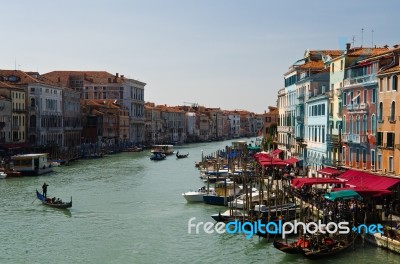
[{"left": 42, "top": 182, "right": 49, "bottom": 198}]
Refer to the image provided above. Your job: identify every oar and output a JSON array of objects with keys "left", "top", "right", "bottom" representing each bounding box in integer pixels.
[{"left": 32, "top": 198, "right": 36, "bottom": 204}]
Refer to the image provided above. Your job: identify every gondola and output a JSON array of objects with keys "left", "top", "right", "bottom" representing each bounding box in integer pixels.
[
  {"left": 176, "top": 151, "right": 189, "bottom": 159},
  {"left": 36, "top": 190, "right": 72, "bottom": 209},
  {"left": 273, "top": 237, "right": 310, "bottom": 254},
  {"left": 297, "top": 235, "right": 356, "bottom": 259}
]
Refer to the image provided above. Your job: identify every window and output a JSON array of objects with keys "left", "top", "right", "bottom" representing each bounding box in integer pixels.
[
  {"left": 322, "top": 104, "right": 325, "bottom": 115},
  {"left": 350, "top": 92, "right": 354, "bottom": 104},
  {"left": 379, "top": 102, "right": 383, "bottom": 122},
  {"left": 356, "top": 148, "right": 360, "bottom": 163},
  {"left": 377, "top": 154, "right": 382, "bottom": 170},
  {"left": 343, "top": 115, "right": 346, "bottom": 133},
  {"left": 332, "top": 63, "right": 335, "bottom": 73},
  {"left": 363, "top": 90, "right": 367, "bottom": 103},
  {"left": 389, "top": 156, "right": 394, "bottom": 173},
  {"left": 393, "top": 76, "right": 398, "bottom": 91},
  {"left": 371, "top": 114, "right": 376, "bottom": 134},
  {"left": 363, "top": 115, "right": 367, "bottom": 133},
  {"left": 356, "top": 116, "right": 360, "bottom": 134},
  {"left": 340, "top": 60, "right": 343, "bottom": 71},
  {"left": 357, "top": 91, "right": 361, "bottom": 104},
  {"left": 322, "top": 126, "right": 325, "bottom": 143},
  {"left": 372, "top": 89, "right": 376, "bottom": 103},
  {"left": 343, "top": 92, "right": 347, "bottom": 105},
  {"left": 390, "top": 101, "right": 395, "bottom": 122},
  {"left": 387, "top": 77, "right": 390, "bottom": 91},
  {"left": 387, "top": 132, "right": 395, "bottom": 148},
  {"left": 349, "top": 116, "right": 353, "bottom": 134},
  {"left": 362, "top": 149, "right": 366, "bottom": 164},
  {"left": 349, "top": 148, "right": 352, "bottom": 163},
  {"left": 371, "top": 149, "right": 375, "bottom": 170},
  {"left": 342, "top": 146, "right": 346, "bottom": 163},
  {"left": 380, "top": 78, "right": 383, "bottom": 92}
]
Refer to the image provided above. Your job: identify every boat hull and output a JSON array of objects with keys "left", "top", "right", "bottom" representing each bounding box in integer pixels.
[
  {"left": 36, "top": 190, "right": 72, "bottom": 209},
  {"left": 203, "top": 195, "right": 235, "bottom": 206},
  {"left": 182, "top": 193, "right": 204, "bottom": 203}
]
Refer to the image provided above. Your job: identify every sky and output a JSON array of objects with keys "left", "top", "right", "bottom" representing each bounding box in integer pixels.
[{"left": 1, "top": 0, "right": 399, "bottom": 114}]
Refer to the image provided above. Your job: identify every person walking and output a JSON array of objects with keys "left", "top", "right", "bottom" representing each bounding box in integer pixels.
[{"left": 42, "top": 182, "right": 49, "bottom": 198}]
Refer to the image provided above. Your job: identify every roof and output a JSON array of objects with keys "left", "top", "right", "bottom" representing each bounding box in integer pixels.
[
  {"left": 0, "top": 69, "right": 59, "bottom": 87},
  {"left": 347, "top": 47, "right": 389, "bottom": 57},
  {"left": 309, "top": 50, "right": 343, "bottom": 58},
  {"left": 297, "top": 60, "right": 325, "bottom": 70},
  {"left": 378, "top": 65, "right": 400, "bottom": 75},
  {"left": 292, "top": 178, "right": 344, "bottom": 189}
]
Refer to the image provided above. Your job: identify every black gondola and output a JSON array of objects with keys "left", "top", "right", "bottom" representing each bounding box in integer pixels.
[
  {"left": 273, "top": 237, "right": 310, "bottom": 254},
  {"left": 36, "top": 190, "right": 72, "bottom": 209},
  {"left": 297, "top": 235, "right": 356, "bottom": 259},
  {"left": 176, "top": 151, "right": 189, "bottom": 159}
]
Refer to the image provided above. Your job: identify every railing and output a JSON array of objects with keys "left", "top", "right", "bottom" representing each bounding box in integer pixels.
[
  {"left": 346, "top": 103, "right": 368, "bottom": 111},
  {"left": 344, "top": 74, "right": 377, "bottom": 87},
  {"left": 277, "top": 126, "right": 293, "bottom": 133},
  {"left": 341, "top": 134, "right": 368, "bottom": 144}
]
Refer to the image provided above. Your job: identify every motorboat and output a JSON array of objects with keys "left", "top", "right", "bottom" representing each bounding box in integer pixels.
[
  {"left": 150, "top": 152, "right": 166, "bottom": 161},
  {"left": 0, "top": 171, "right": 7, "bottom": 179},
  {"left": 182, "top": 187, "right": 215, "bottom": 203},
  {"left": 203, "top": 179, "right": 241, "bottom": 206},
  {"left": 227, "top": 190, "right": 267, "bottom": 209}
]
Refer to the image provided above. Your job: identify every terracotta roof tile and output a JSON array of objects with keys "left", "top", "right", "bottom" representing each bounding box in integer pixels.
[
  {"left": 310, "top": 50, "right": 343, "bottom": 58},
  {"left": 298, "top": 60, "right": 325, "bottom": 70},
  {"left": 378, "top": 65, "right": 400, "bottom": 75}
]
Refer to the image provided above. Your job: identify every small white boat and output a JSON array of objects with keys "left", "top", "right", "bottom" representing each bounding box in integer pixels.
[
  {"left": 0, "top": 171, "right": 7, "bottom": 179},
  {"left": 182, "top": 187, "right": 215, "bottom": 203}
]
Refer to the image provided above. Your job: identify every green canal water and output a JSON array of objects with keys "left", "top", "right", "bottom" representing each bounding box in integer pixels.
[{"left": 1, "top": 139, "right": 400, "bottom": 264}]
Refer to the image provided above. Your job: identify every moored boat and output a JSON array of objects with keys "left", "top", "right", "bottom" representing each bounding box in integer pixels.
[
  {"left": 182, "top": 187, "right": 215, "bottom": 203},
  {"left": 297, "top": 235, "right": 356, "bottom": 259},
  {"left": 36, "top": 190, "right": 72, "bottom": 209},
  {"left": 11, "top": 153, "right": 53, "bottom": 176},
  {"left": 0, "top": 171, "right": 7, "bottom": 179},
  {"left": 150, "top": 151, "right": 166, "bottom": 161},
  {"left": 151, "top": 144, "right": 174, "bottom": 155},
  {"left": 211, "top": 209, "right": 246, "bottom": 222},
  {"left": 176, "top": 151, "right": 189, "bottom": 159}
]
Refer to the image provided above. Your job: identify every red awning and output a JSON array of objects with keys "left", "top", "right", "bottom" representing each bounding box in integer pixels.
[
  {"left": 258, "top": 159, "right": 288, "bottom": 167},
  {"left": 317, "top": 167, "right": 342, "bottom": 176},
  {"left": 271, "top": 149, "right": 282, "bottom": 156},
  {"left": 338, "top": 169, "right": 400, "bottom": 190},
  {"left": 284, "top": 157, "right": 299, "bottom": 165},
  {"left": 292, "top": 178, "right": 345, "bottom": 189}
]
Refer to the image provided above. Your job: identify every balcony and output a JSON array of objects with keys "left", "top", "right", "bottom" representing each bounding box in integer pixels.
[
  {"left": 346, "top": 103, "right": 368, "bottom": 112},
  {"left": 326, "top": 134, "right": 340, "bottom": 144},
  {"left": 343, "top": 74, "right": 377, "bottom": 88},
  {"left": 277, "top": 126, "right": 293, "bottom": 133},
  {"left": 295, "top": 137, "right": 304, "bottom": 143},
  {"left": 341, "top": 134, "right": 368, "bottom": 144},
  {"left": 297, "top": 93, "right": 304, "bottom": 101}
]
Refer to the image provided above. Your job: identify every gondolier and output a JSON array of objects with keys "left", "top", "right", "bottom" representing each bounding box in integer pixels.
[{"left": 42, "top": 182, "right": 49, "bottom": 198}]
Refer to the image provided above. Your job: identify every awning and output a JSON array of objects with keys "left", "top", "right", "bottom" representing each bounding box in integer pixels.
[
  {"left": 323, "top": 190, "right": 362, "bottom": 201},
  {"left": 284, "top": 157, "right": 299, "bottom": 165},
  {"left": 292, "top": 178, "right": 345, "bottom": 189},
  {"left": 338, "top": 169, "right": 400, "bottom": 190},
  {"left": 332, "top": 187, "right": 392, "bottom": 197},
  {"left": 271, "top": 149, "right": 282, "bottom": 156},
  {"left": 258, "top": 159, "right": 288, "bottom": 167},
  {"left": 317, "top": 167, "right": 342, "bottom": 176}
]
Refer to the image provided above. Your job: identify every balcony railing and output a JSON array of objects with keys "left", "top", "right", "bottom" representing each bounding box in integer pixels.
[
  {"left": 341, "top": 134, "right": 368, "bottom": 144},
  {"left": 344, "top": 74, "right": 377, "bottom": 87},
  {"left": 277, "top": 126, "right": 293, "bottom": 133},
  {"left": 346, "top": 103, "right": 368, "bottom": 111}
]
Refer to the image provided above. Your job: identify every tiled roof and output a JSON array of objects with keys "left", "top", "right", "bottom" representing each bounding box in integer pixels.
[
  {"left": 0, "top": 69, "right": 60, "bottom": 87},
  {"left": 310, "top": 50, "right": 343, "bottom": 58},
  {"left": 347, "top": 47, "right": 389, "bottom": 57},
  {"left": 298, "top": 60, "right": 325, "bottom": 70},
  {"left": 378, "top": 65, "right": 400, "bottom": 75},
  {"left": 81, "top": 99, "right": 121, "bottom": 109},
  {"left": 42, "top": 71, "right": 146, "bottom": 86}
]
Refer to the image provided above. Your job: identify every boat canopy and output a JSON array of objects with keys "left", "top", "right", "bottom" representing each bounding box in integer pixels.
[{"left": 323, "top": 190, "right": 362, "bottom": 201}]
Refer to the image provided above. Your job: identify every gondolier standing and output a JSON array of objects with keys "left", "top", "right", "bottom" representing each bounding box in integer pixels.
[{"left": 42, "top": 182, "right": 49, "bottom": 198}]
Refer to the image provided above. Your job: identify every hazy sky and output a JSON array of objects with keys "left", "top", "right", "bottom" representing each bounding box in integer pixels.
[{"left": 1, "top": 0, "right": 399, "bottom": 113}]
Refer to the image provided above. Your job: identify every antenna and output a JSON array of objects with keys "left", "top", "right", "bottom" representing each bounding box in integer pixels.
[
  {"left": 371, "top": 29, "right": 374, "bottom": 47},
  {"left": 14, "top": 58, "right": 16, "bottom": 70},
  {"left": 352, "top": 35, "right": 355, "bottom": 47},
  {"left": 361, "top": 28, "right": 364, "bottom": 47}
]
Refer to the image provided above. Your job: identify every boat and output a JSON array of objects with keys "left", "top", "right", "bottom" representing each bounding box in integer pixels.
[
  {"left": 0, "top": 171, "right": 7, "bottom": 179},
  {"left": 211, "top": 209, "right": 246, "bottom": 222},
  {"left": 11, "top": 153, "right": 53, "bottom": 176},
  {"left": 297, "top": 235, "right": 356, "bottom": 259},
  {"left": 227, "top": 190, "right": 266, "bottom": 209},
  {"left": 176, "top": 151, "right": 189, "bottom": 159},
  {"left": 203, "top": 179, "right": 241, "bottom": 205},
  {"left": 35, "top": 190, "right": 72, "bottom": 209},
  {"left": 273, "top": 237, "right": 310, "bottom": 254},
  {"left": 151, "top": 144, "right": 174, "bottom": 155},
  {"left": 182, "top": 187, "right": 215, "bottom": 203},
  {"left": 150, "top": 151, "right": 166, "bottom": 161},
  {"left": 0, "top": 168, "right": 21, "bottom": 177}
]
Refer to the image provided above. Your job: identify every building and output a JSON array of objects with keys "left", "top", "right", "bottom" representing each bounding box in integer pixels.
[
  {"left": 0, "top": 93, "right": 12, "bottom": 144},
  {"left": 43, "top": 71, "right": 146, "bottom": 144}
]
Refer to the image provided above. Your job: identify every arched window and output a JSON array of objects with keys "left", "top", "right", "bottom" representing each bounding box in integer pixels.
[
  {"left": 379, "top": 102, "right": 383, "bottom": 122},
  {"left": 30, "top": 98, "right": 35, "bottom": 108},
  {"left": 390, "top": 101, "right": 395, "bottom": 122},
  {"left": 349, "top": 116, "right": 353, "bottom": 134},
  {"left": 356, "top": 116, "right": 360, "bottom": 134},
  {"left": 29, "top": 115, "right": 36, "bottom": 128},
  {"left": 343, "top": 115, "right": 346, "bottom": 133},
  {"left": 371, "top": 114, "right": 376, "bottom": 134},
  {"left": 363, "top": 115, "right": 367, "bottom": 134}
]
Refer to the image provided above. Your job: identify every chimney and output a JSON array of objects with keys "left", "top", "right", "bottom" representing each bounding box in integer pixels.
[
  {"left": 394, "top": 44, "right": 400, "bottom": 49},
  {"left": 346, "top": 43, "right": 351, "bottom": 52},
  {"left": 116, "top": 73, "right": 119, "bottom": 78},
  {"left": 384, "top": 45, "right": 389, "bottom": 49},
  {"left": 121, "top": 75, "right": 124, "bottom": 78}
]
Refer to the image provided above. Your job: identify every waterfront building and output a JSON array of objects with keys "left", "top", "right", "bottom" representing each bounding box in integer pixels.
[
  {"left": 0, "top": 70, "right": 63, "bottom": 147},
  {"left": 227, "top": 112, "right": 241, "bottom": 138},
  {"left": 43, "top": 71, "right": 146, "bottom": 144},
  {"left": 325, "top": 44, "right": 388, "bottom": 168},
  {"left": 144, "top": 103, "right": 163, "bottom": 144},
  {"left": 81, "top": 99, "right": 128, "bottom": 144},
  {"left": 341, "top": 47, "right": 390, "bottom": 171},
  {"left": 0, "top": 74, "right": 27, "bottom": 144},
  {"left": 262, "top": 106, "right": 278, "bottom": 151},
  {"left": 0, "top": 93, "right": 12, "bottom": 143},
  {"left": 61, "top": 88, "right": 82, "bottom": 148},
  {"left": 375, "top": 46, "right": 400, "bottom": 174},
  {"left": 277, "top": 88, "right": 287, "bottom": 157}
]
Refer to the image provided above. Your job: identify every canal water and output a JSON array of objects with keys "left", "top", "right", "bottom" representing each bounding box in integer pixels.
[{"left": 1, "top": 138, "right": 400, "bottom": 264}]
